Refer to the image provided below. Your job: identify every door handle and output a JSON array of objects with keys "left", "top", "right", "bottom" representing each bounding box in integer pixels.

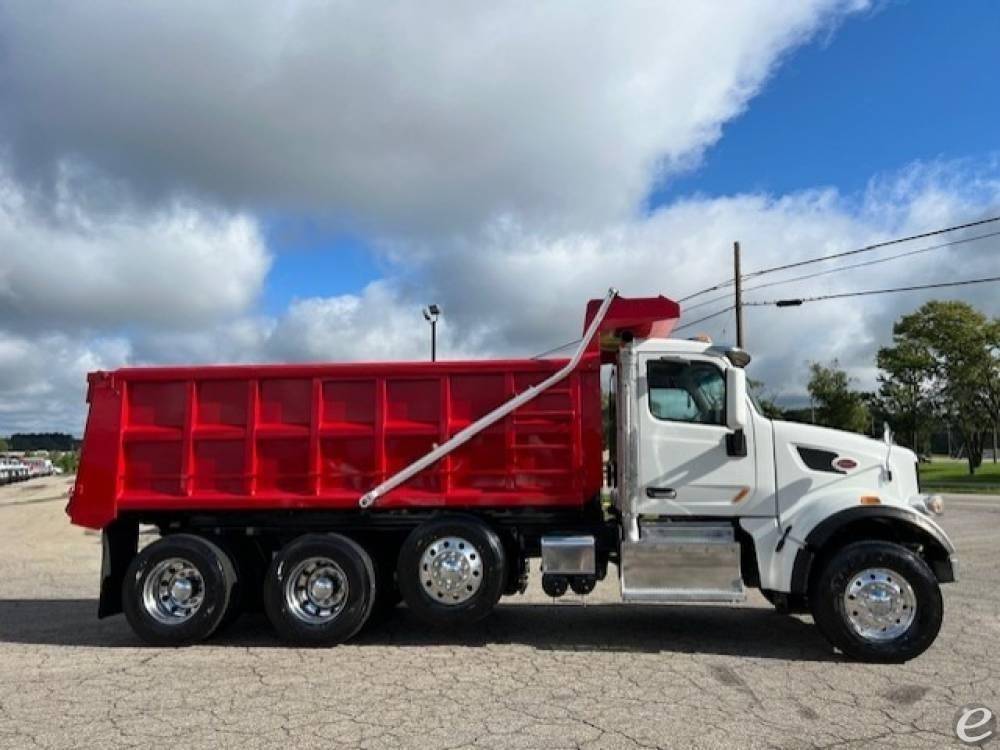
[{"left": 645, "top": 487, "right": 677, "bottom": 499}]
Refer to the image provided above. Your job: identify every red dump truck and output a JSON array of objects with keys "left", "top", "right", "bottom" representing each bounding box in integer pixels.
[{"left": 69, "top": 290, "right": 955, "bottom": 660}]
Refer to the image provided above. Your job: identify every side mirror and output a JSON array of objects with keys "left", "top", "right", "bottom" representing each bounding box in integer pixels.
[{"left": 726, "top": 367, "right": 747, "bottom": 432}]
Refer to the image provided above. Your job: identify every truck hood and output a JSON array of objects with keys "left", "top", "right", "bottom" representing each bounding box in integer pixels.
[{"left": 771, "top": 419, "right": 919, "bottom": 504}]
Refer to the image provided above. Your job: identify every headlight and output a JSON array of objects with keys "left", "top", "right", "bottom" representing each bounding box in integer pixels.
[{"left": 910, "top": 494, "right": 944, "bottom": 516}]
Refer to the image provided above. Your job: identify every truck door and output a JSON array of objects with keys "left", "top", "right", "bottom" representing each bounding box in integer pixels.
[{"left": 635, "top": 354, "right": 769, "bottom": 517}]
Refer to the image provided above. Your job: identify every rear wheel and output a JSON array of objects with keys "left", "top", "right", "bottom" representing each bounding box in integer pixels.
[
  {"left": 810, "top": 541, "right": 943, "bottom": 662},
  {"left": 397, "top": 515, "right": 506, "bottom": 627},
  {"left": 263, "top": 534, "right": 376, "bottom": 645},
  {"left": 122, "top": 534, "right": 236, "bottom": 646}
]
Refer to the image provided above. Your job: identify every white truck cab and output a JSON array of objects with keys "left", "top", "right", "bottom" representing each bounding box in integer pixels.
[{"left": 609, "top": 335, "right": 956, "bottom": 661}]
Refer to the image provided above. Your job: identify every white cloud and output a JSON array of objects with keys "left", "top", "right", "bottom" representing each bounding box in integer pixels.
[
  {"left": 0, "top": 162, "right": 270, "bottom": 434},
  {"left": 0, "top": 332, "right": 130, "bottom": 434},
  {"left": 235, "top": 160, "right": 998, "bottom": 406},
  {"left": 135, "top": 281, "right": 488, "bottom": 367},
  {"left": 4, "top": 1, "right": 999, "bottom": 435},
  {"left": 267, "top": 284, "right": 437, "bottom": 363},
  {"left": 429, "top": 162, "right": 1000, "bottom": 402},
  {"left": 0, "top": 0, "right": 867, "bottom": 236},
  {"left": 4, "top": 159, "right": 997, "bottom": 434},
  {"left": 0, "top": 165, "right": 271, "bottom": 332}
]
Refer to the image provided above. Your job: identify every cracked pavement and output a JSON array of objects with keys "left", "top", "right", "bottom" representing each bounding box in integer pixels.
[{"left": 0, "top": 477, "right": 996, "bottom": 749}]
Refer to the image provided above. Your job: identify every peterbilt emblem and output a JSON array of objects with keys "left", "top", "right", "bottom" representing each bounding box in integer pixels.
[{"left": 832, "top": 457, "right": 858, "bottom": 472}]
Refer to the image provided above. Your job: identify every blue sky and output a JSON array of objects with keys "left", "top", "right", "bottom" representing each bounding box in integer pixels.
[
  {"left": 262, "top": 219, "right": 382, "bottom": 315},
  {"left": 651, "top": 0, "right": 1000, "bottom": 204}
]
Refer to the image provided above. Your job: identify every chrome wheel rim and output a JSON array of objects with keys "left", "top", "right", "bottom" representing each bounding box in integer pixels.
[
  {"left": 142, "top": 557, "right": 205, "bottom": 624},
  {"left": 285, "top": 557, "right": 349, "bottom": 624},
  {"left": 843, "top": 567, "right": 917, "bottom": 641},
  {"left": 419, "top": 536, "right": 483, "bottom": 605}
]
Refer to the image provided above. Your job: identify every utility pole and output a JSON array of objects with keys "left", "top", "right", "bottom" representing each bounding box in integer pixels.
[{"left": 733, "top": 241, "right": 744, "bottom": 348}]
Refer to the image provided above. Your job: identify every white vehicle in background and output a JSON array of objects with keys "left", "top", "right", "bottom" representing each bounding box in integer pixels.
[
  {"left": 22, "top": 457, "right": 55, "bottom": 478},
  {"left": 0, "top": 457, "right": 30, "bottom": 484}
]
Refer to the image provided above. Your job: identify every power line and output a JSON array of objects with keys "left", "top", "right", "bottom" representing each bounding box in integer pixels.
[
  {"left": 739, "top": 229, "right": 1000, "bottom": 296},
  {"left": 675, "top": 214, "right": 1000, "bottom": 303},
  {"left": 677, "top": 279, "right": 734, "bottom": 303},
  {"left": 684, "top": 227, "right": 1000, "bottom": 314},
  {"left": 531, "top": 338, "right": 581, "bottom": 359},
  {"left": 745, "top": 275, "right": 1000, "bottom": 307},
  {"left": 743, "top": 215, "right": 1000, "bottom": 281},
  {"left": 673, "top": 305, "right": 735, "bottom": 332},
  {"left": 533, "top": 240, "right": 1000, "bottom": 354},
  {"left": 683, "top": 290, "right": 740, "bottom": 314}
]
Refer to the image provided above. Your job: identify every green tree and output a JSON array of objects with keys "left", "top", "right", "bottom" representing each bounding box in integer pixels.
[
  {"left": 0, "top": 437, "right": 7, "bottom": 452},
  {"left": 879, "top": 301, "right": 998, "bottom": 475},
  {"left": 985, "top": 319, "right": 1000, "bottom": 463},
  {"left": 55, "top": 452, "right": 80, "bottom": 474},
  {"left": 807, "top": 360, "right": 870, "bottom": 434},
  {"left": 748, "top": 378, "right": 784, "bottom": 419},
  {"left": 875, "top": 338, "right": 936, "bottom": 453}
]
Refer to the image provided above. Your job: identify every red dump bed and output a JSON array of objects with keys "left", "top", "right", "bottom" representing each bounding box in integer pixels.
[
  {"left": 67, "top": 358, "right": 601, "bottom": 528},
  {"left": 68, "top": 295, "right": 679, "bottom": 529}
]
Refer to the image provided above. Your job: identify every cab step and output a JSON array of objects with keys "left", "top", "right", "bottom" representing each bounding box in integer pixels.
[{"left": 620, "top": 521, "right": 745, "bottom": 603}]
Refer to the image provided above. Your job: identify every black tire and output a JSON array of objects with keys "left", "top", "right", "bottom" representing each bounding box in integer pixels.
[
  {"left": 122, "top": 534, "right": 237, "bottom": 646},
  {"left": 810, "top": 541, "right": 943, "bottom": 662},
  {"left": 263, "top": 534, "right": 376, "bottom": 646},
  {"left": 397, "top": 515, "right": 506, "bottom": 627}
]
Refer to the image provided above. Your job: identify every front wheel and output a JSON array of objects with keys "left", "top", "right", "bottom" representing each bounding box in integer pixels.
[{"left": 810, "top": 541, "right": 943, "bottom": 662}]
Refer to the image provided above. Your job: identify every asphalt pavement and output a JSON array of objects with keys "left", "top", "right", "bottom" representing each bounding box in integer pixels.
[{"left": 0, "top": 476, "right": 996, "bottom": 749}]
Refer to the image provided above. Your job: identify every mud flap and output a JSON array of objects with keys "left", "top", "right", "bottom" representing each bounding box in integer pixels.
[{"left": 98, "top": 519, "right": 138, "bottom": 618}]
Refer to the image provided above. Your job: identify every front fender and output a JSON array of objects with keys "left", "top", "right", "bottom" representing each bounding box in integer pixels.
[
  {"left": 742, "top": 488, "right": 886, "bottom": 593},
  {"left": 742, "top": 491, "right": 957, "bottom": 595},
  {"left": 789, "top": 505, "right": 956, "bottom": 594}
]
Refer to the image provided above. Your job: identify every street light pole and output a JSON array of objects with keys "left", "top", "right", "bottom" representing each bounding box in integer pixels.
[{"left": 422, "top": 304, "right": 441, "bottom": 362}]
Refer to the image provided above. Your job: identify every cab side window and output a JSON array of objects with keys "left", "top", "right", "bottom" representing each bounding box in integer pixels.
[{"left": 647, "top": 360, "right": 725, "bottom": 426}]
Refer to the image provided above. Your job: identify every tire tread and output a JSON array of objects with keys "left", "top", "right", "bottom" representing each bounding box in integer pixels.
[{"left": 810, "top": 540, "right": 943, "bottom": 662}]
